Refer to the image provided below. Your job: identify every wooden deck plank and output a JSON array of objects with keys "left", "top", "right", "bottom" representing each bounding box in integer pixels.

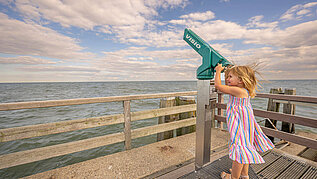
[
  {"left": 276, "top": 160, "right": 310, "bottom": 179},
  {"left": 258, "top": 155, "right": 294, "bottom": 179},
  {"left": 300, "top": 166, "right": 317, "bottom": 179},
  {"left": 179, "top": 155, "right": 258, "bottom": 179},
  {"left": 250, "top": 151, "right": 281, "bottom": 173},
  {"left": 177, "top": 150, "right": 317, "bottom": 179}
]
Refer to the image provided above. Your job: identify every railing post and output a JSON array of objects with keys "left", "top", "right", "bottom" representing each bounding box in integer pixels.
[
  {"left": 123, "top": 100, "right": 132, "bottom": 150},
  {"left": 282, "top": 88, "right": 296, "bottom": 133},
  {"left": 265, "top": 88, "right": 282, "bottom": 143},
  {"left": 217, "top": 92, "right": 224, "bottom": 129}
]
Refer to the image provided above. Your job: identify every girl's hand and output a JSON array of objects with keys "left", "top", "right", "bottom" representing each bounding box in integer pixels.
[{"left": 215, "top": 63, "right": 224, "bottom": 73}]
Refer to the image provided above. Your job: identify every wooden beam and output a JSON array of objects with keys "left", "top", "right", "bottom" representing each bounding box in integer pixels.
[
  {"left": 132, "top": 117, "right": 196, "bottom": 139},
  {"left": 215, "top": 115, "right": 226, "bottom": 123},
  {"left": 253, "top": 109, "right": 317, "bottom": 128},
  {"left": 0, "top": 132, "right": 125, "bottom": 170},
  {"left": 0, "top": 91, "right": 197, "bottom": 111},
  {"left": 256, "top": 93, "right": 317, "bottom": 104},
  {"left": 261, "top": 127, "right": 317, "bottom": 150}
]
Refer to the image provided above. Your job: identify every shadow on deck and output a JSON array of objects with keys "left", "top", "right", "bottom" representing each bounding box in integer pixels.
[{"left": 164, "top": 150, "right": 317, "bottom": 179}]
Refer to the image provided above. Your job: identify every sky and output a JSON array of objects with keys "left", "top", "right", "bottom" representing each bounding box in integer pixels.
[{"left": 0, "top": 0, "right": 317, "bottom": 82}]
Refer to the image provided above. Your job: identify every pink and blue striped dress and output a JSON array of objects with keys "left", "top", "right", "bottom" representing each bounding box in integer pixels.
[{"left": 226, "top": 90, "right": 274, "bottom": 164}]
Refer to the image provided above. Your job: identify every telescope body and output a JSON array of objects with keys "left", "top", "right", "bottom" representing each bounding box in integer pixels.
[{"left": 183, "top": 28, "right": 232, "bottom": 80}]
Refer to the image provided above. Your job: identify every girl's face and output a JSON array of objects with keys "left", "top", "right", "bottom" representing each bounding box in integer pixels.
[{"left": 226, "top": 71, "right": 243, "bottom": 87}]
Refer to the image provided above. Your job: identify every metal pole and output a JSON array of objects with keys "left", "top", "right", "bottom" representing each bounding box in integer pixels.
[
  {"left": 195, "top": 80, "right": 211, "bottom": 169},
  {"left": 195, "top": 80, "right": 217, "bottom": 170}
]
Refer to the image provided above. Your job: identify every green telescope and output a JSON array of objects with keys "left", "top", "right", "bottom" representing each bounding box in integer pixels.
[{"left": 183, "top": 28, "right": 232, "bottom": 80}]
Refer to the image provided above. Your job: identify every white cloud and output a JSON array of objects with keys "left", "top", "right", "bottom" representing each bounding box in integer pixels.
[
  {"left": 180, "top": 11, "right": 215, "bottom": 21},
  {"left": 19, "top": 65, "right": 100, "bottom": 72},
  {"left": 145, "top": 0, "right": 189, "bottom": 9},
  {"left": 0, "top": 56, "right": 57, "bottom": 64},
  {"left": 243, "top": 20, "right": 317, "bottom": 48},
  {"left": 90, "top": 46, "right": 201, "bottom": 81},
  {"left": 190, "top": 20, "right": 247, "bottom": 41},
  {"left": 280, "top": 2, "right": 317, "bottom": 21},
  {"left": 8, "top": 0, "right": 189, "bottom": 49},
  {"left": 247, "top": 15, "right": 278, "bottom": 29},
  {"left": 15, "top": 0, "right": 150, "bottom": 30},
  {"left": 0, "top": 13, "right": 93, "bottom": 60}
]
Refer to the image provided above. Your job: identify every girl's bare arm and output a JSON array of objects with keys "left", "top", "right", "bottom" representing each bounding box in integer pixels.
[{"left": 214, "top": 64, "right": 247, "bottom": 98}]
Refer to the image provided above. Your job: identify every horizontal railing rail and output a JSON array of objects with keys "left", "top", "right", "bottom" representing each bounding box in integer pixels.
[{"left": 0, "top": 91, "right": 197, "bottom": 111}]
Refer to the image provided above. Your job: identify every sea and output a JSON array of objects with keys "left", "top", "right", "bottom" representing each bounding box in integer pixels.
[{"left": 0, "top": 80, "right": 316, "bottom": 178}]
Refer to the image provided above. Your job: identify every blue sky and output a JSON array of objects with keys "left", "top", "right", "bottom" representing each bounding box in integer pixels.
[{"left": 0, "top": 0, "right": 317, "bottom": 82}]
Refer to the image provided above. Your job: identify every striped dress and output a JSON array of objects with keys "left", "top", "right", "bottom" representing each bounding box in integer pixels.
[{"left": 226, "top": 90, "right": 274, "bottom": 164}]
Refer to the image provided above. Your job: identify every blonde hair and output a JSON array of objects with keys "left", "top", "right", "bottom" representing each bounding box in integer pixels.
[{"left": 225, "top": 65, "right": 260, "bottom": 98}]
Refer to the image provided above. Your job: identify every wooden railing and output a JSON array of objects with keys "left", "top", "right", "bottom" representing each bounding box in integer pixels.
[
  {"left": 0, "top": 91, "right": 197, "bottom": 169},
  {"left": 215, "top": 92, "right": 317, "bottom": 150},
  {"left": 1, "top": 90, "right": 316, "bottom": 171}
]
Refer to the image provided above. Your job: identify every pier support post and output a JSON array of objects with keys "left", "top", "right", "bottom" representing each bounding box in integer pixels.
[
  {"left": 157, "top": 97, "right": 178, "bottom": 141},
  {"left": 282, "top": 88, "right": 296, "bottom": 133},
  {"left": 265, "top": 88, "right": 282, "bottom": 143},
  {"left": 177, "top": 96, "right": 196, "bottom": 136},
  {"left": 195, "top": 80, "right": 217, "bottom": 170}
]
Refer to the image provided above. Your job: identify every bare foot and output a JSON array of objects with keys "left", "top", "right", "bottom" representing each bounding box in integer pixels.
[
  {"left": 228, "top": 169, "right": 249, "bottom": 179},
  {"left": 220, "top": 171, "right": 231, "bottom": 179}
]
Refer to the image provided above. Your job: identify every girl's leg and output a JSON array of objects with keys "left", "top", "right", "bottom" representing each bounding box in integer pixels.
[
  {"left": 240, "top": 164, "right": 249, "bottom": 178},
  {"left": 231, "top": 160, "right": 244, "bottom": 179}
]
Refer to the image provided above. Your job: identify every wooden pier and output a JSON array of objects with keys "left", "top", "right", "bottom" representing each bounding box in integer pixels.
[{"left": 0, "top": 87, "right": 316, "bottom": 178}]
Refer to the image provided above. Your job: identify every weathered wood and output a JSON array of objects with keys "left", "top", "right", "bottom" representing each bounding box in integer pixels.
[
  {"left": 255, "top": 93, "right": 317, "bottom": 104},
  {"left": 0, "top": 117, "right": 196, "bottom": 169},
  {"left": 218, "top": 92, "right": 317, "bottom": 105},
  {"left": 216, "top": 103, "right": 317, "bottom": 129},
  {"left": 0, "top": 104, "right": 196, "bottom": 142},
  {"left": 281, "top": 89, "right": 296, "bottom": 133},
  {"left": 273, "top": 100, "right": 317, "bottom": 107},
  {"left": 215, "top": 115, "right": 226, "bottom": 123},
  {"left": 123, "top": 100, "right": 132, "bottom": 150},
  {"left": 253, "top": 109, "right": 317, "bottom": 128},
  {"left": 261, "top": 127, "right": 317, "bottom": 150},
  {"left": 157, "top": 97, "right": 177, "bottom": 141},
  {"left": 133, "top": 117, "right": 196, "bottom": 139},
  {"left": 177, "top": 96, "right": 196, "bottom": 136},
  {"left": 265, "top": 88, "right": 282, "bottom": 143},
  {"left": 217, "top": 93, "right": 224, "bottom": 129},
  {"left": 0, "top": 132, "right": 125, "bottom": 170},
  {"left": 0, "top": 91, "right": 197, "bottom": 111}
]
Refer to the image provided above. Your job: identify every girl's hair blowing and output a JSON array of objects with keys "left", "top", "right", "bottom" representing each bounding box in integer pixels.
[{"left": 226, "top": 65, "right": 259, "bottom": 98}]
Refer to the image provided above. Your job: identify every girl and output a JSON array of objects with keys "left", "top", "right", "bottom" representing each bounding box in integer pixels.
[{"left": 214, "top": 64, "right": 274, "bottom": 179}]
